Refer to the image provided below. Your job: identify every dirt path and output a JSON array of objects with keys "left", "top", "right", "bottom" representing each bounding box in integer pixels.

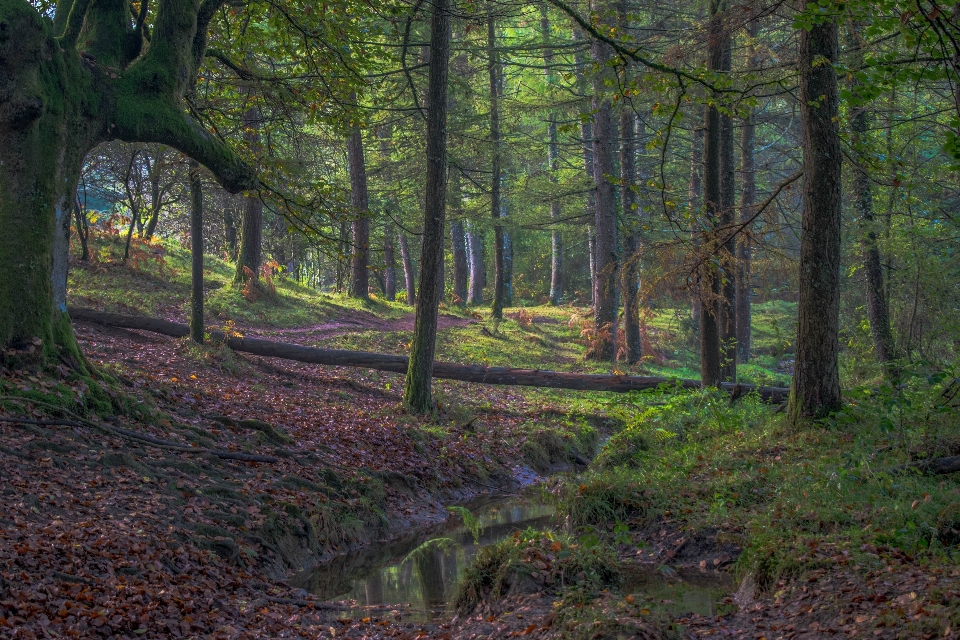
[{"left": 251, "top": 309, "right": 478, "bottom": 342}]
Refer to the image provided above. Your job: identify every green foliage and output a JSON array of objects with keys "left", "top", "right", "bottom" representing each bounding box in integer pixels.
[
  {"left": 453, "top": 529, "right": 620, "bottom": 614},
  {"left": 552, "top": 373, "right": 960, "bottom": 593},
  {"left": 447, "top": 506, "right": 482, "bottom": 544}
]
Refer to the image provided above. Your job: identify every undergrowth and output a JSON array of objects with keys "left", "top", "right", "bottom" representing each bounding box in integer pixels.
[{"left": 550, "top": 368, "right": 960, "bottom": 592}]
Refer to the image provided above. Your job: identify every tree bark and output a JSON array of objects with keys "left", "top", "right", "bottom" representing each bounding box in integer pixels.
[
  {"left": 451, "top": 220, "right": 469, "bottom": 307},
  {"left": 189, "top": 160, "right": 204, "bottom": 344},
  {"left": 542, "top": 9, "right": 563, "bottom": 305},
  {"left": 488, "top": 11, "right": 507, "bottom": 320},
  {"left": 347, "top": 126, "right": 371, "bottom": 300},
  {"left": 735, "top": 20, "right": 759, "bottom": 364},
  {"left": 403, "top": 0, "right": 450, "bottom": 413},
  {"left": 788, "top": 9, "right": 843, "bottom": 424},
  {"left": 224, "top": 195, "right": 239, "bottom": 257},
  {"left": 399, "top": 231, "right": 417, "bottom": 305},
  {"left": 235, "top": 105, "right": 263, "bottom": 286},
  {"left": 590, "top": 2, "right": 618, "bottom": 361},
  {"left": 384, "top": 223, "right": 397, "bottom": 301},
  {"left": 718, "top": 38, "right": 737, "bottom": 382},
  {"left": 466, "top": 223, "right": 484, "bottom": 304},
  {"left": 848, "top": 25, "right": 896, "bottom": 371},
  {"left": 621, "top": 105, "right": 642, "bottom": 364},
  {"left": 699, "top": 0, "right": 727, "bottom": 387},
  {"left": 689, "top": 110, "right": 704, "bottom": 323}
]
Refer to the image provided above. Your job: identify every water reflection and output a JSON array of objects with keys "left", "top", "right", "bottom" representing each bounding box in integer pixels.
[
  {"left": 621, "top": 564, "right": 735, "bottom": 617},
  {"left": 292, "top": 493, "right": 735, "bottom": 623},
  {"left": 294, "top": 494, "right": 556, "bottom": 622}
]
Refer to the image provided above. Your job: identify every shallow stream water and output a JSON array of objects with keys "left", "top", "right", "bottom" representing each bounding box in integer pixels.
[{"left": 294, "top": 491, "right": 733, "bottom": 623}]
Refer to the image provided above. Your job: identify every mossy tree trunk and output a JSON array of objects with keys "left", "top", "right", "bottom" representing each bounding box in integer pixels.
[
  {"left": 699, "top": 0, "right": 726, "bottom": 387},
  {"left": 235, "top": 104, "right": 263, "bottom": 285},
  {"left": 347, "top": 125, "right": 370, "bottom": 300},
  {"left": 0, "top": 0, "right": 255, "bottom": 368},
  {"left": 590, "top": 0, "right": 618, "bottom": 362},
  {"left": 736, "top": 19, "right": 760, "bottom": 364},
  {"left": 788, "top": 8, "right": 842, "bottom": 424},
  {"left": 403, "top": 0, "right": 450, "bottom": 414},
  {"left": 189, "top": 160, "right": 204, "bottom": 344}
]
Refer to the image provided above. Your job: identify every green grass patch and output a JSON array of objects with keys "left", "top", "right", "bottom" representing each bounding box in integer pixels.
[{"left": 554, "top": 368, "right": 960, "bottom": 591}]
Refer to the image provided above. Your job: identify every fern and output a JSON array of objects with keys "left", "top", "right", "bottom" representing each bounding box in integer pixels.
[
  {"left": 401, "top": 537, "right": 457, "bottom": 565},
  {"left": 447, "top": 505, "right": 482, "bottom": 544}
]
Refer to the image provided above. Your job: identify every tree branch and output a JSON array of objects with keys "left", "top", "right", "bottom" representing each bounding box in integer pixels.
[{"left": 111, "top": 92, "right": 256, "bottom": 192}]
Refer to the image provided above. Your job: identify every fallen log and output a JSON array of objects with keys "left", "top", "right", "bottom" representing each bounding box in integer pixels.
[
  {"left": 892, "top": 455, "right": 960, "bottom": 476},
  {"left": 69, "top": 307, "right": 791, "bottom": 403}
]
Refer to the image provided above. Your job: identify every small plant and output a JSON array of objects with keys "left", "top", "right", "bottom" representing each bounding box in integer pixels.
[{"left": 448, "top": 505, "right": 482, "bottom": 544}]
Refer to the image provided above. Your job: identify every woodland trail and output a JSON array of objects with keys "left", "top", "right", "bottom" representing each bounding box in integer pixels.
[{"left": 251, "top": 309, "right": 478, "bottom": 341}]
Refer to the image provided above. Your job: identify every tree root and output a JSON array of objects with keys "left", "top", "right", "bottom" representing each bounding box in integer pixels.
[
  {"left": 205, "top": 414, "right": 294, "bottom": 445},
  {"left": 0, "top": 397, "right": 281, "bottom": 463}
]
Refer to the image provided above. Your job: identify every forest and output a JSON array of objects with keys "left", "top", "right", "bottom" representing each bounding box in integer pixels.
[{"left": 1, "top": 0, "right": 960, "bottom": 636}]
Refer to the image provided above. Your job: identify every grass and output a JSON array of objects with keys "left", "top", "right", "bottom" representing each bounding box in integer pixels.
[
  {"left": 68, "top": 232, "right": 411, "bottom": 328},
  {"left": 453, "top": 527, "right": 621, "bottom": 615},
  {"left": 553, "top": 369, "right": 960, "bottom": 590}
]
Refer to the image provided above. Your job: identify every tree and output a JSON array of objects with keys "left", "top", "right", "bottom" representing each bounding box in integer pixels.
[
  {"left": 235, "top": 101, "right": 264, "bottom": 286},
  {"left": 347, "top": 125, "right": 371, "bottom": 300},
  {"left": 403, "top": 0, "right": 450, "bottom": 413},
  {"left": 698, "top": 0, "right": 727, "bottom": 386},
  {"left": 847, "top": 24, "right": 896, "bottom": 371},
  {"left": 788, "top": 6, "right": 842, "bottom": 423},
  {"left": 736, "top": 19, "right": 759, "bottom": 364},
  {"left": 590, "top": 0, "right": 618, "bottom": 361},
  {"left": 488, "top": 10, "right": 507, "bottom": 321},
  {"left": 541, "top": 8, "right": 563, "bottom": 306},
  {"left": 189, "top": 160, "right": 205, "bottom": 344},
  {"left": 0, "top": 0, "right": 254, "bottom": 366}
]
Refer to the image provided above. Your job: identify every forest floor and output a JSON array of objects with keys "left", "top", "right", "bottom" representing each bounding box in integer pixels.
[{"left": 2, "top": 238, "right": 958, "bottom": 639}]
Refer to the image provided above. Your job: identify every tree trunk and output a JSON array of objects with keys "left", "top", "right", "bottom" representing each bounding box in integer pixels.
[
  {"left": 621, "top": 105, "right": 642, "bottom": 364},
  {"left": 144, "top": 157, "right": 164, "bottom": 240},
  {"left": 451, "top": 220, "right": 468, "bottom": 307},
  {"left": 224, "top": 195, "right": 239, "bottom": 257},
  {"left": 542, "top": 9, "right": 563, "bottom": 305},
  {"left": 466, "top": 223, "right": 484, "bottom": 304},
  {"left": 399, "top": 231, "right": 417, "bottom": 305},
  {"left": 689, "top": 110, "right": 704, "bottom": 323},
  {"left": 488, "top": 11, "right": 507, "bottom": 320},
  {"left": 718, "top": 35, "right": 736, "bottom": 381},
  {"left": 384, "top": 223, "right": 397, "bottom": 301},
  {"left": 122, "top": 150, "right": 140, "bottom": 262},
  {"left": 347, "top": 126, "right": 370, "bottom": 300},
  {"left": 403, "top": 0, "right": 450, "bottom": 413},
  {"left": 73, "top": 197, "right": 90, "bottom": 261},
  {"left": 848, "top": 25, "right": 896, "bottom": 371},
  {"left": 1, "top": 0, "right": 255, "bottom": 366},
  {"left": 737, "top": 103, "right": 755, "bottom": 364},
  {"left": 235, "top": 104, "right": 263, "bottom": 285},
  {"left": 788, "top": 10, "right": 843, "bottom": 424},
  {"left": 0, "top": 21, "right": 89, "bottom": 366},
  {"left": 189, "top": 160, "right": 204, "bottom": 344},
  {"left": 699, "top": 0, "right": 727, "bottom": 387},
  {"left": 591, "top": 5, "right": 618, "bottom": 361},
  {"left": 71, "top": 306, "right": 793, "bottom": 402}
]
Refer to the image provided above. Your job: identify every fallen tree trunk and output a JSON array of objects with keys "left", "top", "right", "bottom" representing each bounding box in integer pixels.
[
  {"left": 893, "top": 455, "right": 960, "bottom": 476},
  {"left": 69, "top": 307, "right": 790, "bottom": 403}
]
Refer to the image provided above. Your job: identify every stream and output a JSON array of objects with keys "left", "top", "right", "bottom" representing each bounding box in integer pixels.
[{"left": 291, "top": 491, "right": 733, "bottom": 623}]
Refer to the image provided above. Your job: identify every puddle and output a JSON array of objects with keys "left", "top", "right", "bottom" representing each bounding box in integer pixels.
[
  {"left": 621, "top": 564, "right": 736, "bottom": 617},
  {"left": 291, "top": 492, "right": 735, "bottom": 623},
  {"left": 292, "top": 493, "right": 557, "bottom": 622}
]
